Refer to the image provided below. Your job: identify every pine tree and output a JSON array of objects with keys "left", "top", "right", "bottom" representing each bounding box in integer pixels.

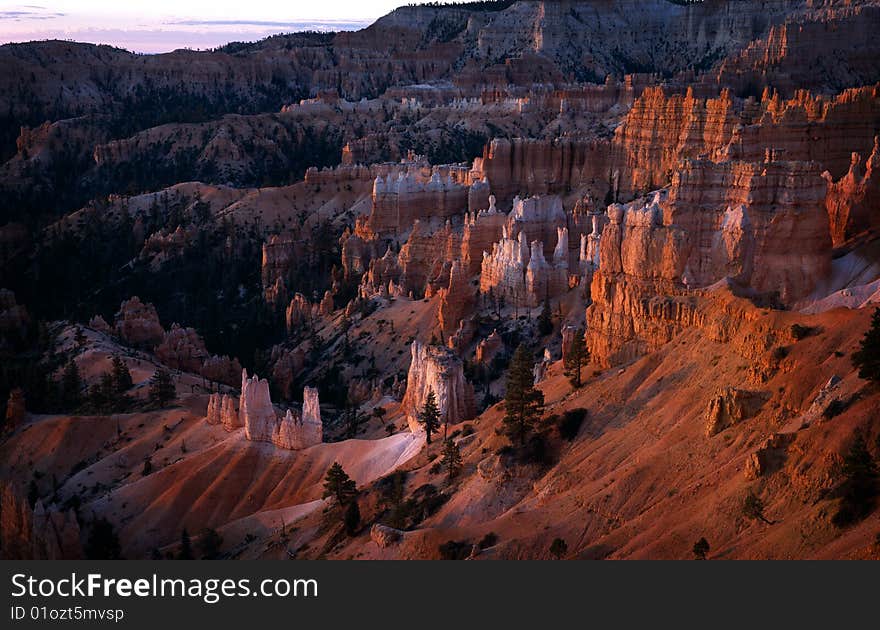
[
  {"left": 198, "top": 528, "right": 223, "bottom": 559},
  {"left": 148, "top": 368, "right": 175, "bottom": 407},
  {"left": 178, "top": 529, "right": 193, "bottom": 560},
  {"left": 692, "top": 537, "right": 710, "bottom": 560},
  {"left": 111, "top": 355, "right": 133, "bottom": 394},
  {"left": 27, "top": 479, "right": 39, "bottom": 508},
  {"left": 832, "top": 432, "right": 878, "bottom": 527},
  {"left": 418, "top": 390, "right": 442, "bottom": 445},
  {"left": 538, "top": 295, "right": 553, "bottom": 336},
  {"left": 60, "top": 360, "right": 82, "bottom": 409},
  {"left": 502, "top": 345, "right": 544, "bottom": 446},
  {"left": 441, "top": 439, "right": 463, "bottom": 480},
  {"left": 563, "top": 328, "right": 589, "bottom": 389},
  {"left": 344, "top": 500, "right": 361, "bottom": 536},
  {"left": 549, "top": 537, "right": 567, "bottom": 559},
  {"left": 322, "top": 462, "right": 357, "bottom": 505},
  {"left": 852, "top": 307, "right": 880, "bottom": 383},
  {"left": 742, "top": 491, "right": 773, "bottom": 525}
]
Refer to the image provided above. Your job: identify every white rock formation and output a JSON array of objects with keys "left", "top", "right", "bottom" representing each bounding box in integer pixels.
[
  {"left": 402, "top": 341, "right": 475, "bottom": 435},
  {"left": 241, "top": 370, "right": 278, "bottom": 443},
  {"left": 274, "top": 387, "right": 322, "bottom": 450},
  {"left": 232, "top": 370, "right": 322, "bottom": 450}
]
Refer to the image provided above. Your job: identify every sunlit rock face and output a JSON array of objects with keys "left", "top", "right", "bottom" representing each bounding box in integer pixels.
[
  {"left": 479, "top": 196, "right": 570, "bottom": 308},
  {"left": 825, "top": 137, "right": 880, "bottom": 247},
  {"left": 587, "top": 157, "right": 831, "bottom": 367}
]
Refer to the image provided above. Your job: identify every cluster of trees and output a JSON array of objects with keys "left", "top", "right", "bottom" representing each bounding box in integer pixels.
[
  {"left": 84, "top": 356, "right": 133, "bottom": 413},
  {"left": 148, "top": 368, "right": 176, "bottom": 407}
]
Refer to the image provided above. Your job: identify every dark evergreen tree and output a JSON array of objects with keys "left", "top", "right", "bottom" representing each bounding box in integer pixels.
[
  {"left": 441, "top": 438, "right": 463, "bottom": 480},
  {"left": 198, "top": 528, "right": 224, "bottom": 559},
  {"left": 563, "top": 328, "right": 589, "bottom": 389},
  {"left": 537, "top": 295, "right": 554, "bottom": 336},
  {"left": 344, "top": 500, "right": 361, "bottom": 536},
  {"left": 27, "top": 479, "right": 39, "bottom": 508},
  {"left": 111, "top": 355, "right": 133, "bottom": 394},
  {"left": 148, "top": 368, "right": 175, "bottom": 407},
  {"left": 60, "top": 360, "right": 82, "bottom": 409},
  {"left": 832, "top": 432, "right": 878, "bottom": 527},
  {"left": 178, "top": 529, "right": 193, "bottom": 560},
  {"left": 549, "top": 537, "right": 568, "bottom": 559},
  {"left": 502, "top": 345, "right": 544, "bottom": 446},
  {"left": 692, "top": 537, "right": 710, "bottom": 560},
  {"left": 852, "top": 308, "right": 880, "bottom": 383},
  {"left": 418, "top": 390, "right": 442, "bottom": 445},
  {"left": 85, "top": 518, "right": 121, "bottom": 560},
  {"left": 742, "top": 491, "right": 773, "bottom": 525},
  {"left": 322, "top": 462, "right": 357, "bottom": 505}
]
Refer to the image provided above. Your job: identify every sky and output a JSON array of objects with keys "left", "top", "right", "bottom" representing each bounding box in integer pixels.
[{"left": 0, "top": 1, "right": 426, "bottom": 53}]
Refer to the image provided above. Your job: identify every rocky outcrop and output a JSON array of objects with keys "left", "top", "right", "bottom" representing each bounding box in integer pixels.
[
  {"left": 262, "top": 234, "right": 301, "bottom": 306},
  {"left": 241, "top": 370, "right": 279, "bottom": 444},
  {"left": 205, "top": 392, "right": 239, "bottom": 431},
  {"left": 474, "top": 138, "right": 610, "bottom": 208},
  {"left": 506, "top": 196, "right": 567, "bottom": 258},
  {"left": 87, "top": 315, "right": 111, "bottom": 334},
  {"left": 366, "top": 169, "right": 473, "bottom": 237},
  {"left": 669, "top": 159, "right": 831, "bottom": 300},
  {"left": 285, "top": 293, "right": 317, "bottom": 333},
  {"left": 360, "top": 248, "right": 404, "bottom": 299},
  {"left": 825, "top": 137, "right": 880, "bottom": 246},
  {"left": 612, "top": 83, "right": 880, "bottom": 200},
  {"left": 710, "top": 5, "right": 880, "bottom": 97},
  {"left": 397, "top": 220, "right": 462, "bottom": 298},
  {"left": 270, "top": 346, "right": 306, "bottom": 402},
  {"left": 480, "top": 227, "right": 530, "bottom": 307},
  {"left": 402, "top": 341, "right": 475, "bottom": 434},
  {"left": 370, "top": 523, "right": 403, "bottom": 548},
  {"left": 319, "top": 291, "right": 335, "bottom": 316},
  {"left": 587, "top": 157, "right": 831, "bottom": 366},
  {"left": 237, "top": 370, "right": 322, "bottom": 450},
  {"left": 0, "top": 482, "right": 81, "bottom": 559},
  {"left": 201, "top": 355, "right": 244, "bottom": 388},
  {"left": 704, "top": 387, "right": 766, "bottom": 437},
  {"left": 461, "top": 195, "right": 508, "bottom": 275},
  {"left": 475, "top": 330, "right": 503, "bottom": 365},
  {"left": 437, "top": 261, "right": 474, "bottom": 336},
  {"left": 154, "top": 324, "right": 208, "bottom": 373},
  {"left": 273, "top": 387, "right": 322, "bottom": 451},
  {"left": 744, "top": 433, "right": 792, "bottom": 480},
  {"left": 480, "top": 215, "right": 570, "bottom": 309},
  {"left": 114, "top": 297, "right": 165, "bottom": 348}
]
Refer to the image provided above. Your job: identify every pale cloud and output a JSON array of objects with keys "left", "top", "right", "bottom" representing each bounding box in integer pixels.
[{"left": 0, "top": 1, "right": 422, "bottom": 52}]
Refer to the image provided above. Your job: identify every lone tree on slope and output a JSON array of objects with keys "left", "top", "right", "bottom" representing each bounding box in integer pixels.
[
  {"left": 148, "top": 368, "right": 176, "bottom": 407},
  {"left": 852, "top": 307, "right": 880, "bottom": 383},
  {"left": 832, "top": 431, "right": 878, "bottom": 527},
  {"left": 503, "top": 344, "right": 545, "bottom": 446},
  {"left": 563, "top": 328, "right": 590, "bottom": 389},
  {"left": 742, "top": 491, "right": 774, "bottom": 525},
  {"left": 692, "top": 537, "right": 710, "bottom": 560},
  {"left": 441, "top": 438, "right": 463, "bottom": 480},
  {"left": 322, "top": 462, "right": 357, "bottom": 505},
  {"left": 418, "top": 389, "right": 442, "bottom": 445}
]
